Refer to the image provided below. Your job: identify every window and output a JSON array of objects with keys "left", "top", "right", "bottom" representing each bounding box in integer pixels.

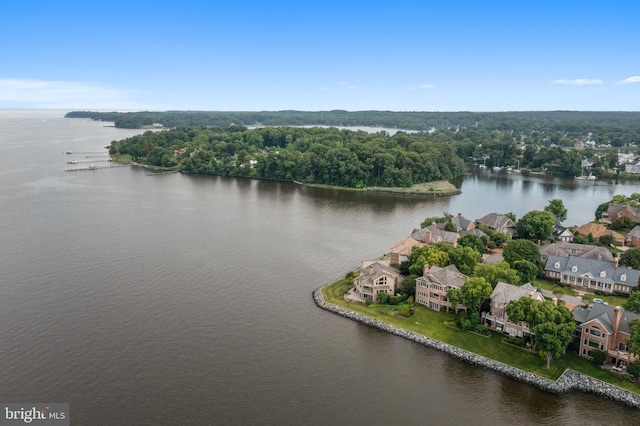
[
  {"left": 589, "top": 328, "right": 601, "bottom": 337},
  {"left": 621, "top": 274, "right": 627, "bottom": 281},
  {"left": 572, "top": 265, "right": 578, "bottom": 272},
  {"left": 600, "top": 270, "right": 606, "bottom": 278},
  {"left": 555, "top": 261, "right": 561, "bottom": 268}
]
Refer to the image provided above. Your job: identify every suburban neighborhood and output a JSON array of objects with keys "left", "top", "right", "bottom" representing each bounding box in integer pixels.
[{"left": 346, "top": 197, "right": 640, "bottom": 380}]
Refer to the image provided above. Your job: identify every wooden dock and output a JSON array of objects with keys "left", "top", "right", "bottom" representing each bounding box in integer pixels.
[
  {"left": 66, "top": 159, "right": 110, "bottom": 164},
  {"left": 64, "top": 164, "right": 129, "bottom": 172}
]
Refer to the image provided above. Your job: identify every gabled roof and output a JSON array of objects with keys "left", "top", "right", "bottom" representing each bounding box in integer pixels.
[
  {"left": 573, "top": 223, "right": 625, "bottom": 242},
  {"left": 422, "top": 264, "right": 467, "bottom": 289},
  {"left": 573, "top": 304, "right": 640, "bottom": 335},
  {"left": 460, "top": 228, "right": 488, "bottom": 238},
  {"left": 545, "top": 255, "right": 639, "bottom": 287},
  {"left": 476, "top": 213, "right": 516, "bottom": 234},
  {"left": 490, "top": 281, "right": 545, "bottom": 306},
  {"left": 628, "top": 225, "right": 640, "bottom": 239},
  {"left": 358, "top": 261, "right": 400, "bottom": 284},
  {"left": 390, "top": 238, "right": 424, "bottom": 256},
  {"left": 607, "top": 203, "right": 640, "bottom": 220},
  {"left": 411, "top": 224, "right": 459, "bottom": 245},
  {"left": 539, "top": 241, "right": 614, "bottom": 262}
]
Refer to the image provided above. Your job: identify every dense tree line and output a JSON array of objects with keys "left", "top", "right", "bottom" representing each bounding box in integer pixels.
[{"left": 108, "top": 126, "right": 465, "bottom": 187}]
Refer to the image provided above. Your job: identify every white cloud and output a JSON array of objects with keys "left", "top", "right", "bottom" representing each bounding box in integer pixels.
[
  {"left": 419, "top": 84, "right": 435, "bottom": 89},
  {"left": 616, "top": 76, "right": 640, "bottom": 85},
  {"left": 0, "top": 78, "right": 143, "bottom": 108},
  {"left": 551, "top": 78, "right": 603, "bottom": 86}
]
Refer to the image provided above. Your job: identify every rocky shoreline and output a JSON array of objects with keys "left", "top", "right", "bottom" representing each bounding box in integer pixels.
[{"left": 312, "top": 286, "right": 640, "bottom": 409}]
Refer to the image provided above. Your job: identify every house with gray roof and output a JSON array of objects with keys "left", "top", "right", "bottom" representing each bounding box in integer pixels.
[
  {"left": 410, "top": 224, "right": 459, "bottom": 246},
  {"left": 482, "top": 282, "right": 545, "bottom": 336},
  {"left": 544, "top": 255, "right": 639, "bottom": 294},
  {"left": 573, "top": 304, "right": 639, "bottom": 366},
  {"left": 476, "top": 213, "right": 517, "bottom": 237},
  {"left": 538, "top": 241, "right": 614, "bottom": 264},
  {"left": 415, "top": 264, "right": 467, "bottom": 312}
]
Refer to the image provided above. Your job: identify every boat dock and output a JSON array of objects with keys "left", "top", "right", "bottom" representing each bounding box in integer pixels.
[
  {"left": 66, "top": 159, "right": 110, "bottom": 164},
  {"left": 65, "top": 164, "right": 129, "bottom": 172}
]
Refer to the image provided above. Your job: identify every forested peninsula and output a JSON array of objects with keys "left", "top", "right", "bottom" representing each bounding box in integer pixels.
[
  {"left": 106, "top": 125, "right": 465, "bottom": 188},
  {"left": 69, "top": 110, "right": 640, "bottom": 188}
]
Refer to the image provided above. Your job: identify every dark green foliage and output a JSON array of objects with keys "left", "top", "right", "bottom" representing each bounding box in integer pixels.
[
  {"left": 420, "top": 215, "right": 447, "bottom": 228},
  {"left": 377, "top": 292, "right": 389, "bottom": 304},
  {"left": 620, "top": 248, "right": 640, "bottom": 270},
  {"left": 627, "top": 362, "right": 640, "bottom": 379},
  {"left": 624, "top": 291, "right": 640, "bottom": 314},
  {"left": 516, "top": 210, "right": 555, "bottom": 241},
  {"left": 611, "top": 216, "right": 636, "bottom": 231},
  {"left": 599, "top": 233, "right": 615, "bottom": 246},
  {"left": 512, "top": 260, "right": 539, "bottom": 284},
  {"left": 503, "top": 239, "right": 539, "bottom": 266},
  {"left": 108, "top": 126, "right": 465, "bottom": 187},
  {"left": 458, "top": 234, "right": 485, "bottom": 254},
  {"left": 544, "top": 199, "right": 568, "bottom": 222},
  {"left": 590, "top": 350, "right": 607, "bottom": 365}
]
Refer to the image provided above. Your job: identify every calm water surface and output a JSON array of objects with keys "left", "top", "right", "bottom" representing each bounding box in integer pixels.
[{"left": 0, "top": 110, "right": 638, "bottom": 425}]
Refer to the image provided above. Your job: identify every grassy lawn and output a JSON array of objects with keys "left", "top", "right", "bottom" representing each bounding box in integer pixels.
[
  {"left": 534, "top": 279, "right": 578, "bottom": 297},
  {"left": 322, "top": 278, "right": 640, "bottom": 394}
]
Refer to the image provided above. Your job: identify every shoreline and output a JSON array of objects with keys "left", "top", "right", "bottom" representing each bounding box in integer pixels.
[{"left": 312, "top": 285, "right": 640, "bottom": 409}]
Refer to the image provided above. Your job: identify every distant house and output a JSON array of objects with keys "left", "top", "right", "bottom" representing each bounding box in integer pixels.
[
  {"left": 573, "top": 304, "right": 639, "bottom": 366},
  {"left": 174, "top": 147, "right": 188, "bottom": 156},
  {"left": 625, "top": 162, "right": 640, "bottom": 174},
  {"left": 436, "top": 213, "right": 475, "bottom": 233},
  {"left": 354, "top": 260, "right": 403, "bottom": 303},
  {"left": 627, "top": 225, "right": 640, "bottom": 248},
  {"left": 410, "top": 224, "right": 459, "bottom": 247},
  {"left": 544, "top": 255, "right": 639, "bottom": 294},
  {"left": 573, "top": 223, "right": 625, "bottom": 245},
  {"left": 415, "top": 264, "right": 467, "bottom": 312},
  {"left": 538, "top": 241, "right": 614, "bottom": 264},
  {"left": 604, "top": 203, "right": 640, "bottom": 223},
  {"left": 482, "top": 282, "right": 545, "bottom": 336},
  {"left": 389, "top": 238, "right": 425, "bottom": 265},
  {"left": 552, "top": 222, "right": 574, "bottom": 242},
  {"left": 476, "top": 213, "right": 517, "bottom": 237}
]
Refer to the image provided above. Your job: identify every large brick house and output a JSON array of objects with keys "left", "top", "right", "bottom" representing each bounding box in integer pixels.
[
  {"left": 482, "top": 282, "right": 545, "bottom": 336},
  {"left": 415, "top": 264, "right": 467, "bottom": 312},
  {"left": 354, "top": 260, "right": 403, "bottom": 303},
  {"left": 544, "top": 255, "right": 639, "bottom": 294},
  {"left": 538, "top": 241, "right": 614, "bottom": 264},
  {"left": 573, "top": 304, "right": 639, "bottom": 367},
  {"left": 476, "top": 213, "right": 517, "bottom": 237}
]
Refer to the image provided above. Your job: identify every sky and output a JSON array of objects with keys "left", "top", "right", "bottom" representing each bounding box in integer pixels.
[{"left": 1, "top": 0, "right": 639, "bottom": 111}]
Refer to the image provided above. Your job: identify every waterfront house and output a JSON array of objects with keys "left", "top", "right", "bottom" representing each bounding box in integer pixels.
[
  {"left": 482, "top": 282, "right": 545, "bottom": 336},
  {"left": 573, "top": 223, "right": 624, "bottom": 245},
  {"left": 573, "top": 304, "right": 639, "bottom": 367},
  {"left": 435, "top": 213, "right": 476, "bottom": 233},
  {"left": 604, "top": 202, "right": 640, "bottom": 224},
  {"left": 415, "top": 264, "right": 467, "bottom": 312},
  {"left": 389, "top": 237, "right": 425, "bottom": 265},
  {"left": 552, "top": 223, "right": 574, "bottom": 242},
  {"left": 354, "top": 260, "right": 403, "bottom": 303},
  {"left": 410, "top": 224, "right": 459, "bottom": 247},
  {"left": 544, "top": 255, "right": 639, "bottom": 294},
  {"left": 626, "top": 225, "right": 640, "bottom": 248},
  {"left": 538, "top": 241, "right": 614, "bottom": 264},
  {"left": 476, "top": 213, "right": 517, "bottom": 237}
]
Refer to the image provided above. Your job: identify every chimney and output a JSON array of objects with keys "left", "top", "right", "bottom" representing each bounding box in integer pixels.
[
  {"left": 423, "top": 263, "right": 430, "bottom": 276},
  {"left": 613, "top": 257, "right": 619, "bottom": 269},
  {"left": 613, "top": 306, "right": 623, "bottom": 335},
  {"left": 458, "top": 213, "right": 462, "bottom": 216}
]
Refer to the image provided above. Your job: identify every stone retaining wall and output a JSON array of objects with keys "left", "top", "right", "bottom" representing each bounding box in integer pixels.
[{"left": 313, "top": 287, "right": 640, "bottom": 409}]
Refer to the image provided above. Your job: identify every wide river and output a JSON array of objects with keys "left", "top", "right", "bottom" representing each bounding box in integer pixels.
[{"left": 1, "top": 110, "right": 639, "bottom": 425}]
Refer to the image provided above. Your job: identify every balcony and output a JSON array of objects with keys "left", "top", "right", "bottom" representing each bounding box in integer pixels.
[{"left": 608, "top": 349, "right": 638, "bottom": 363}]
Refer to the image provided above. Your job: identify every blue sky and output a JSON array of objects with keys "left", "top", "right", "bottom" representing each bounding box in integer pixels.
[{"left": 1, "top": 0, "right": 639, "bottom": 111}]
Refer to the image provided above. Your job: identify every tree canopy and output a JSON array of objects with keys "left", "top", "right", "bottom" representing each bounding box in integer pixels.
[
  {"left": 544, "top": 199, "right": 568, "bottom": 223},
  {"left": 516, "top": 210, "right": 555, "bottom": 241},
  {"left": 503, "top": 239, "right": 539, "bottom": 266},
  {"left": 620, "top": 248, "right": 640, "bottom": 270}
]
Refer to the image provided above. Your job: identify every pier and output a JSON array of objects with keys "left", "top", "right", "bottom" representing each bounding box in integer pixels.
[{"left": 64, "top": 164, "right": 129, "bottom": 172}]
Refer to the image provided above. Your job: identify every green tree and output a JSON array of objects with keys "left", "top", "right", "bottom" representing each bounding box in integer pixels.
[
  {"left": 599, "top": 233, "right": 615, "bottom": 246},
  {"left": 544, "top": 199, "right": 568, "bottom": 222},
  {"left": 453, "top": 277, "right": 492, "bottom": 317},
  {"left": 624, "top": 291, "right": 640, "bottom": 314},
  {"left": 535, "top": 321, "right": 573, "bottom": 369},
  {"left": 473, "top": 262, "right": 520, "bottom": 287},
  {"left": 620, "top": 248, "right": 640, "bottom": 270},
  {"left": 458, "top": 234, "right": 485, "bottom": 254},
  {"left": 512, "top": 259, "right": 539, "bottom": 284},
  {"left": 627, "top": 318, "right": 640, "bottom": 359},
  {"left": 595, "top": 202, "right": 610, "bottom": 220},
  {"left": 611, "top": 216, "right": 635, "bottom": 231},
  {"left": 516, "top": 210, "right": 555, "bottom": 241},
  {"left": 448, "top": 245, "right": 482, "bottom": 276},
  {"left": 377, "top": 291, "right": 389, "bottom": 304},
  {"left": 503, "top": 239, "right": 539, "bottom": 266}
]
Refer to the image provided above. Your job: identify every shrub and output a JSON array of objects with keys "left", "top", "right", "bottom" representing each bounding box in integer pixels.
[
  {"left": 506, "top": 336, "right": 525, "bottom": 347},
  {"left": 590, "top": 350, "right": 607, "bottom": 365},
  {"left": 627, "top": 362, "right": 640, "bottom": 379}
]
